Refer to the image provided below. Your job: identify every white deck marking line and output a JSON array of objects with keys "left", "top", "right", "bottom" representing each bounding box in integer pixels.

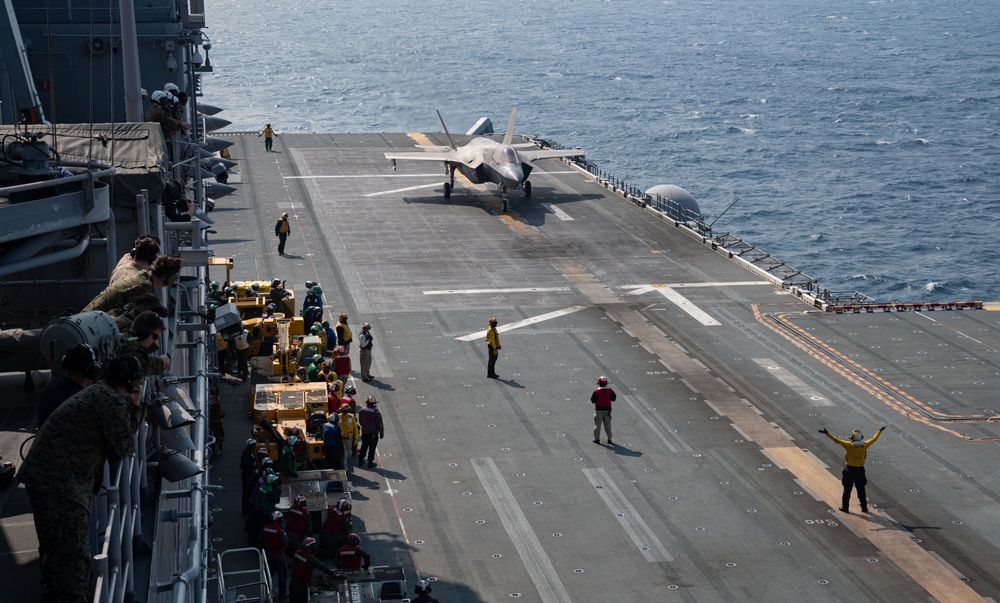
[
  {"left": 582, "top": 468, "right": 673, "bottom": 562},
  {"left": 364, "top": 182, "right": 443, "bottom": 197},
  {"left": 624, "top": 394, "right": 688, "bottom": 453},
  {"left": 472, "top": 458, "right": 572, "bottom": 603},
  {"left": 284, "top": 174, "right": 443, "bottom": 179},
  {"left": 622, "top": 281, "right": 771, "bottom": 290},
  {"left": 540, "top": 203, "right": 574, "bottom": 221},
  {"left": 752, "top": 358, "right": 833, "bottom": 407},
  {"left": 657, "top": 287, "right": 721, "bottom": 326},
  {"left": 425, "top": 287, "right": 571, "bottom": 295},
  {"left": 455, "top": 305, "right": 587, "bottom": 341}
]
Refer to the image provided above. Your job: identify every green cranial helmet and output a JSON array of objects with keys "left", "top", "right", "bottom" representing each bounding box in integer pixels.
[
  {"left": 312, "top": 354, "right": 323, "bottom": 363},
  {"left": 311, "top": 325, "right": 322, "bottom": 334},
  {"left": 312, "top": 286, "right": 323, "bottom": 295},
  {"left": 211, "top": 281, "right": 219, "bottom": 289},
  {"left": 305, "top": 280, "right": 316, "bottom": 289}
]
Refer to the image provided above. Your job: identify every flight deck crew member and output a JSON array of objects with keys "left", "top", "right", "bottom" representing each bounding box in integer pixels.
[
  {"left": 819, "top": 425, "right": 887, "bottom": 513},
  {"left": 357, "top": 395, "right": 384, "bottom": 468},
  {"left": 335, "top": 313, "right": 352, "bottom": 354},
  {"left": 260, "top": 123, "right": 276, "bottom": 151},
  {"left": 286, "top": 495, "right": 312, "bottom": 552},
  {"left": 258, "top": 511, "right": 289, "bottom": 600},
  {"left": 486, "top": 317, "right": 500, "bottom": 378},
  {"left": 17, "top": 355, "right": 146, "bottom": 603},
  {"left": 335, "top": 533, "right": 371, "bottom": 570},
  {"left": 320, "top": 499, "right": 353, "bottom": 554},
  {"left": 359, "top": 322, "right": 375, "bottom": 381},
  {"left": 323, "top": 415, "right": 344, "bottom": 470},
  {"left": 275, "top": 212, "right": 291, "bottom": 255},
  {"left": 337, "top": 404, "right": 358, "bottom": 475},
  {"left": 233, "top": 327, "right": 251, "bottom": 381},
  {"left": 412, "top": 579, "right": 440, "bottom": 603},
  {"left": 322, "top": 320, "right": 337, "bottom": 355},
  {"left": 240, "top": 439, "right": 259, "bottom": 514},
  {"left": 333, "top": 346, "right": 351, "bottom": 381},
  {"left": 290, "top": 537, "right": 337, "bottom": 603},
  {"left": 592, "top": 375, "right": 617, "bottom": 444}
]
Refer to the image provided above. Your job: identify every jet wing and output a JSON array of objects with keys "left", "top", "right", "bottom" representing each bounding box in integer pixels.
[
  {"left": 385, "top": 149, "right": 485, "bottom": 170},
  {"left": 384, "top": 151, "right": 458, "bottom": 162},
  {"left": 519, "top": 148, "right": 586, "bottom": 161}
]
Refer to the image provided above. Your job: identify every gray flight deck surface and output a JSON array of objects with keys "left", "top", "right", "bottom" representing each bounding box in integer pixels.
[{"left": 206, "top": 131, "right": 1000, "bottom": 603}]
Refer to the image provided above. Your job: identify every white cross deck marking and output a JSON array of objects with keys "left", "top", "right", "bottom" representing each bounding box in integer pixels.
[
  {"left": 425, "top": 287, "right": 571, "bottom": 295},
  {"left": 540, "top": 203, "right": 574, "bottom": 221},
  {"left": 657, "top": 287, "right": 721, "bottom": 326},
  {"left": 456, "top": 305, "right": 587, "bottom": 341},
  {"left": 364, "top": 183, "right": 443, "bottom": 197}
]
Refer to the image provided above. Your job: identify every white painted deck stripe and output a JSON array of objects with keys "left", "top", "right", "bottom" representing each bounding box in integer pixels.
[
  {"left": 284, "top": 174, "right": 441, "bottom": 179},
  {"left": 472, "top": 458, "right": 572, "bottom": 603},
  {"left": 657, "top": 287, "right": 722, "bottom": 326},
  {"left": 752, "top": 358, "right": 832, "bottom": 407},
  {"left": 582, "top": 468, "right": 673, "bottom": 562},
  {"left": 455, "top": 305, "right": 587, "bottom": 341},
  {"left": 364, "top": 182, "right": 443, "bottom": 197},
  {"left": 540, "top": 203, "right": 574, "bottom": 221},
  {"left": 622, "top": 281, "right": 771, "bottom": 290},
  {"left": 425, "top": 287, "right": 571, "bottom": 295}
]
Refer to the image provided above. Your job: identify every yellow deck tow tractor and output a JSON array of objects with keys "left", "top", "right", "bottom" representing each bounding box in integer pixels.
[
  {"left": 250, "top": 380, "right": 329, "bottom": 462},
  {"left": 228, "top": 279, "right": 296, "bottom": 319}
]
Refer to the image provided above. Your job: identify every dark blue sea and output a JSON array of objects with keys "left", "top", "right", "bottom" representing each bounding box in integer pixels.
[{"left": 205, "top": 0, "right": 1000, "bottom": 302}]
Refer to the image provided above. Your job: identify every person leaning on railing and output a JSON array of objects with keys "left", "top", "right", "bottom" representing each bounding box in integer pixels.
[{"left": 17, "top": 355, "right": 147, "bottom": 603}]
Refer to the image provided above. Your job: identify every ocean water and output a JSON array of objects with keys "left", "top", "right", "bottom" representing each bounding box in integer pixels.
[{"left": 204, "top": 0, "right": 1000, "bottom": 302}]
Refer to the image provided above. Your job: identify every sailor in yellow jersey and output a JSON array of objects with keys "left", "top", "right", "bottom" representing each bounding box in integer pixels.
[
  {"left": 259, "top": 123, "right": 276, "bottom": 151},
  {"left": 819, "top": 424, "right": 887, "bottom": 513},
  {"left": 485, "top": 317, "right": 500, "bottom": 379}
]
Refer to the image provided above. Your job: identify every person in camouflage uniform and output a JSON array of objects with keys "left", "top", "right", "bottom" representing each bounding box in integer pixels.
[
  {"left": 16, "top": 355, "right": 146, "bottom": 603},
  {"left": 109, "top": 234, "right": 160, "bottom": 285},
  {"left": 115, "top": 310, "right": 170, "bottom": 376},
  {"left": 83, "top": 255, "right": 183, "bottom": 318}
]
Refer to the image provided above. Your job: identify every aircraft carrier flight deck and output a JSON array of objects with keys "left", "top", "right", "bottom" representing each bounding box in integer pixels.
[{"left": 187, "top": 130, "right": 1000, "bottom": 603}]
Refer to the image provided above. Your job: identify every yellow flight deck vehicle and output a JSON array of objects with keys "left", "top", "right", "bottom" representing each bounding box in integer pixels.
[
  {"left": 246, "top": 328, "right": 337, "bottom": 474},
  {"left": 228, "top": 279, "right": 296, "bottom": 319},
  {"left": 250, "top": 379, "right": 329, "bottom": 462},
  {"left": 259, "top": 319, "right": 323, "bottom": 377}
]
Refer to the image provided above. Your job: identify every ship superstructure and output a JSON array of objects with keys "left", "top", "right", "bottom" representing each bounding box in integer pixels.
[{"left": 1, "top": 1, "right": 220, "bottom": 601}]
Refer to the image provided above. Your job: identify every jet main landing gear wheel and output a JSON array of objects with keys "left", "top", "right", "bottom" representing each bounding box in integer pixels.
[
  {"left": 524, "top": 181, "right": 532, "bottom": 198},
  {"left": 443, "top": 182, "right": 452, "bottom": 199}
]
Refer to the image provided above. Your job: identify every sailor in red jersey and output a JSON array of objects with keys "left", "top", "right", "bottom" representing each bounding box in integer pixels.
[
  {"left": 320, "top": 499, "right": 353, "bottom": 554},
  {"left": 289, "top": 537, "right": 336, "bottom": 603},
  {"left": 257, "top": 511, "right": 289, "bottom": 599},
  {"left": 335, "top": 533, "right": 371, "bottom": 570},
  {"left": 285, "top": 495, "right": 312, "bottom": 552},
  {"left": 591, "top": 375, "right": 617, "bottom": 445}
]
